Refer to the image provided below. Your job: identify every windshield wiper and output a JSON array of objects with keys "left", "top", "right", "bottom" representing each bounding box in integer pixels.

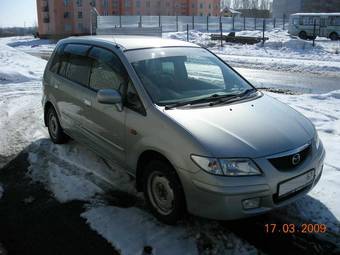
[
  {"left": 164, "top": 94, "right": 238, "bottom": 110},
  {"left": 209, "top": 88, "right": 257, "bottom": 106}
]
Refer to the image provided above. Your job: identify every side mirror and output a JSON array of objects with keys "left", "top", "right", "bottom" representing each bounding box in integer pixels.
[{"left": 97, "top": 89, "right": 122, "bottom": 105}]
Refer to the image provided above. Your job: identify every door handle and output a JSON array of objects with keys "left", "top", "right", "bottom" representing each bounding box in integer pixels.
[{"left": 83, "top": 99, "right": 92, "bottom": 107}]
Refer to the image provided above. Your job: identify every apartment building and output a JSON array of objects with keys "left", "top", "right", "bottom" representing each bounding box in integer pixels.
[{"left": 37, "top": 0, "right": 220, "bottom": 38}]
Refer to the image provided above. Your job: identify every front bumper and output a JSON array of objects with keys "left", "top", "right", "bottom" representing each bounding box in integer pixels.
[{"left": 177, "top": 142, "right": 325, "bottom": 220}]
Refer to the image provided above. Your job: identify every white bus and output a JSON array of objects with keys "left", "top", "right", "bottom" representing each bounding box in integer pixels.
[{"left": 289, "top": 13, "right": 340, "bottom": 40}]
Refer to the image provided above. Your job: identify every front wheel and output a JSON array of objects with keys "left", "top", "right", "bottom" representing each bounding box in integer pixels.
[
  {"left": 299, "top": 31, "right": 308, "bottom": 40},
  {"left": 330, "top": 32, "right": 338, "bottom": 41},
  {"left": 143, "top": 160, "right": 186, "bottom": 225},
  {"left": 47, "top": 107, "right": 69, "bottom": 144}
]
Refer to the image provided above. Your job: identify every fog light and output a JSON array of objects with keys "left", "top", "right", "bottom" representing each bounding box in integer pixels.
[{"left": 242, "top": 198, "right": 260, "bottom": 210}]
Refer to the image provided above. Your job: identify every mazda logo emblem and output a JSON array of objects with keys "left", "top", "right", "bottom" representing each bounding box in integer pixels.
[{"left": 292, "top": 153, "right": 301, "bottom": 166}]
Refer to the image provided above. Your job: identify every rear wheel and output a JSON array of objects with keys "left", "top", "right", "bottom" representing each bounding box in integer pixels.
[
  {"left": 143, "top": 160, "right": 185, "bottom": 225},
  {"left": 330, "top": 32, "right": 338, "bottom": 41},
  {"left": 47, "top": 107, "right": 69, "bottom": 144},
  {"left": 299, "top": 31, "right": 308, "bottom": 40}
]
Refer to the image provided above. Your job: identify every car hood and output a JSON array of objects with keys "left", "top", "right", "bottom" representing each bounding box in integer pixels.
[{"left": 163, "top": 94, "right": 314, "bottom": 158}]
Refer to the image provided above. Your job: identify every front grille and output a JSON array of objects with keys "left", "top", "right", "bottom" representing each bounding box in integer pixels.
[{"left": 269, "top": 145, "right": 311, "bottom": 171}]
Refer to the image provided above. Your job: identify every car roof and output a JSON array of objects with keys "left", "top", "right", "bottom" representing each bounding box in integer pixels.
[
  {"left": 291, "top": 13, "right": 340, "bottom": 17},
  {"left": 62, "top": 35, "right": 200, "bottom": 51}
]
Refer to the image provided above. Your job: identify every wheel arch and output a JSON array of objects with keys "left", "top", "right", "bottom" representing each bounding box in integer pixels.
[
  {"left": 329, "top": 31, "right": 338, "bottom": 40},
  {"left": 136, "top": 150, "right": 178, "bottom": 192}
]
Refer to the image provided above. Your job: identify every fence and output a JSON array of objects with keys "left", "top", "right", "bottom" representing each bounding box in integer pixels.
[{"left": 97, "top": 15, "right": 290, "bottom": 33}]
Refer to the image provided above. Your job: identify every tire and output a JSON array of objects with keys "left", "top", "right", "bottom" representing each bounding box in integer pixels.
[
  {"left": 143, "top": 160, "right": 186, "bottom": 225},
  {"left": 299, "top": 31, "right": 307, "bottom": 40},
  {"left": 47, "top": 107, "right": 69, "bottom": 144},
  {"left": 330, "top": 32, "right": 338, "bottom": 41}
]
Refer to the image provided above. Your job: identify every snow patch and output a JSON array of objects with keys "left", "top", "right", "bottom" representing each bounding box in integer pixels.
[
  {"left": 82, "top": 206, "right": 198, "bottom": 255},
  {"left": 27, "top": 139, "right": 137, "bottom": 203}
]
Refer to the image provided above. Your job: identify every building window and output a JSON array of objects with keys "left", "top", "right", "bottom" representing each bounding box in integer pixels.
[
  {"left": 125, "top": 0, "right": 131, "bottom": 8},
  {"left": 78, "top": 12, "right": 83, "bottom": 18},
  {"left": 200, "top": 3, "right": 204, "bottom": 9},
  {"left": 64, "top": 0, "right": 70, "bottom": 6},
  {"left": 209, "top": 4, "right": 211, "bottom": 9},
  {"left": 64, "top": 12, "right": 70, "bottom": 18},
  {"left": 76, "top": 0, "right": 82, "bottom": 7},
  {"left": 78, "top": 23, "right": 83, "bottom": 32},
  {"left": 146, "top": 1, "right": 150, "bottom": 8},
  {"left": 136, "top": 0, "right": 140, "bottom": 8},
  {"left": 64, "top": 24, "right": 72, "bottom": 32},
  {"left": 90, "top": 0, "right": 96, "bottom": 7}
]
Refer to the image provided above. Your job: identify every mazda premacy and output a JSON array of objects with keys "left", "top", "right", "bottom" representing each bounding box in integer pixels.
[{"left": 42, "top": 36, "right": 325, "bottom": 224}]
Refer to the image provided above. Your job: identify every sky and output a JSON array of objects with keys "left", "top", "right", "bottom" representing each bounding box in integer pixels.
[{"left": 0, "top": 0, "right": 37, "bottom": 27}]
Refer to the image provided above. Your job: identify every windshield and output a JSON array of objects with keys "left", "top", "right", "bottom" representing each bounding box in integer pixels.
[{"left": 126, "top": 47, "right": 255, "bottom": 106}]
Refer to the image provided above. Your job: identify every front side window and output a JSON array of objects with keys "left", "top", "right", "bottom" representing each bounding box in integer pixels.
[
  {"left": 125, "top": 82, "right": 145, "bottom": 114},
  {"left": 89, "top": 47, "right": 127, "bottom": 91},
  {"left": 63, "top": 44, "right": 92, "bottom": 86},
  {"left": 127, "top": 47, "right": 254, "bottom": 106},
  {"left": 293, "top": 18, "right": 299, "bottom": 25},
  {"left": 329, "top": 16, "right": 340, "bottom": 26}
]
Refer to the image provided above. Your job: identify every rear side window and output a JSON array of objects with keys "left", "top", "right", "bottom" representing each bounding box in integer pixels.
[
  {"left": 88, "top": 47, "right": 128, "bottom": 91},
  {"left": 64, "top": 44, "right": 92, "bottom": 86}
]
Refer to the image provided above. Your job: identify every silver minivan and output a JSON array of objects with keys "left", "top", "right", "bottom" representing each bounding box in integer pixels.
[{"left": 42, "top": 36, "right": 325, "bottom": 224}]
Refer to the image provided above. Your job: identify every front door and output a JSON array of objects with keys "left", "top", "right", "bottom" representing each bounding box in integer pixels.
[{"left": 81, "top": 46, "right": 128, "bottom": 166}]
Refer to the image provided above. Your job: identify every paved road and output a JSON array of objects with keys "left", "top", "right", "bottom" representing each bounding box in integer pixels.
[{"left": 236, "top": 67, "right": 340, "bottom": 94}]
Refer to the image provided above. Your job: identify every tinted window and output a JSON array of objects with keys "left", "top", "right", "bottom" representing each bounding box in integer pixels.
[
  {"left": 61, "top": 44, "right": 92, "bottom": 86},
  {"left": 64, "top": 44, "right": 90, "bottom": 56},
  {"left": 89, "top": 47, "right": 128, "bottom": 91},
  {"left": 125, "top": 81, "right": 145, "bottom": 115},
  {"left": 50, "top": 45, "right": 64, "bottom": 73}
]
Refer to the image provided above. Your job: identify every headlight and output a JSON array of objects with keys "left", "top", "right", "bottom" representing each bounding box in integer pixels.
[
  {"left": 219, "top": 158, "right": 261, "bottom": 176},
  {"left": 191, "top": 155, "right": 224, "bottom": 175},
  {"left": 314, "top": 131, "right": 320, "bottom": 150},
  {"left": 191, "top": 155, "right": 261, "bottom": 176}
]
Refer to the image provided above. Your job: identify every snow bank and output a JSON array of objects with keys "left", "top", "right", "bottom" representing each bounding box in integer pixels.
[
  {"left": 0, "top": 42, "right": 46, "bottom": 83},
  {"left": 0, "top": 39, "right": 47, "bottom": 161},
  {"left": 164, "top": 29, "right": 340, "bottom": 76}
]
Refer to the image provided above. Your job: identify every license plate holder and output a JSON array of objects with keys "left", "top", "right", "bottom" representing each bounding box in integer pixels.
[{"left": 278, "top": 170, "right": 315, "bottom": 198}]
